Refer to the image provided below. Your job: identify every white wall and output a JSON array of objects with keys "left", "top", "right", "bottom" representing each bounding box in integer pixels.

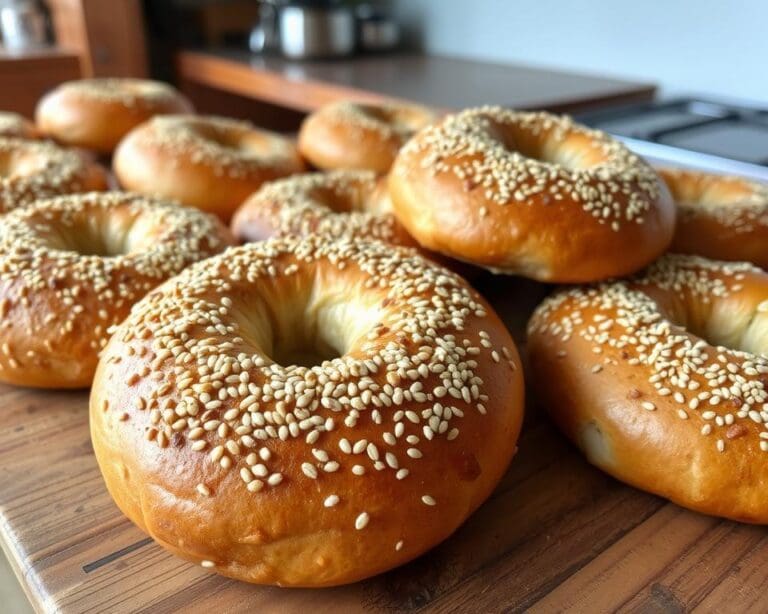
[{"left": 392, "top": 0, "right": 768, "bottom": 104}]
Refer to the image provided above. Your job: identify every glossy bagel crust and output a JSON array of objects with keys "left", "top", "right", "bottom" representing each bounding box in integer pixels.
[
  {"left": 298, "top": 101, "right": 438, "bottom": 173},
  {"left": 0, "top": 137, "right": 108, "bottom": 213},
  {"left": 527, "top": 254, "right": 768, "bottom": 523},
  {"left": 114, "top": 115, "right": 305, "bottom": 222},
  {"left": 90, "top": 236, "right": 524, "bottom": 586},
  {"left": 661, "top": 168, "right": 768, "bottom": 269},
  {"left": 35, "top": 78, "right": 193, "bottom": 154},
  {"left": 0, "top": 192, "right": 232, "bottom": 388},
  {"left": 389, "top": 106, "right": 675, "bottom": 282},
  {"left": 0, "top": 112, "right": 40, "bottom": 139},
  {"left": 231, "top": 170, "right": 415, "bottom": 247}
]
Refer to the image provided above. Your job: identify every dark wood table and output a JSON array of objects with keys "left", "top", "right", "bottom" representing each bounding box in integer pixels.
[
  {"left": 1, "top": 273, "right": 766, "bottom": 613},
  {"left": 176, "top": 49, "right": 655, "bottom": 115}
]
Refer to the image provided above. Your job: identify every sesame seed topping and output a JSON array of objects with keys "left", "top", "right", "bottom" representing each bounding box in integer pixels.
[{"left": 355, "top": 512, "right": 370, "bottom": 530}]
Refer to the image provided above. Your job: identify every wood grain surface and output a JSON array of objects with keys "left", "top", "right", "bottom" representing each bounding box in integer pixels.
[
  {"left": 1, "top": 272, "right": 766, "bottom": 613},
  {"left": 175, "top": 50, "right": 656, "bottom": 115}
]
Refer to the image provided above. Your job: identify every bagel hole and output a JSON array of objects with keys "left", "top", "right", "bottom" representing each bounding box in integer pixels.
[
  {"left": 45, "top": 206, "right": 153, "bottom": 257},
  {"left": 494, "top": 123, "right": 604, "bottom": 170},
  {"left": 233, "top": 272, "right": 384, "bottom": 369},
  {"left": 646, "top": 286, "right": 768, "bottom": 356}
]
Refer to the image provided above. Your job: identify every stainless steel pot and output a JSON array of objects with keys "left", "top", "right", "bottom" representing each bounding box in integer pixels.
[
  {"left": 249, "top": 1, "right": 357, "bottom": 60},
  {"left": 277, "top": 4, "right": 355, "bottom": 59}
]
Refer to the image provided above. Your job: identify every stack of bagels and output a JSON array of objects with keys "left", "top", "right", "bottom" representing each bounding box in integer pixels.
[{"left": 3, "top": 76, "right": 768, "bottom": 589}]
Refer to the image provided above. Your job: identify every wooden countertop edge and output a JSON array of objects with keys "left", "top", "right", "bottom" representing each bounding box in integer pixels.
[
  {"left": 176, "top": 50, "right": 656, "bottom": 115},
  {"left": 176, "top": 50, "right": 426, "bottom": 114},
  {"left": 0, "top": 518, "right": 45, "bottom": 614}
]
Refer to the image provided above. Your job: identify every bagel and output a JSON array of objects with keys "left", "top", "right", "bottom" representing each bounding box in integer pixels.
[
  {"left": 0, "top": 137, "right": 108, "bottom": 213},
  {"left": 0, "top": 112, "right": 40, "bottom": 139},
  {"left": 35, "top": 78, "right": 193, "bottom": 154},
  {"left": 114, "top": 115, "right": 305, "bottom": 221},
  {"left": 0, "top": 191, "right": 232, "bottom": 388},
  {"left": 231, "top": 170, "right": 414, "bottom": 247},
  {"left": 660, "top": 168, "right": 768, "bottom": 268},
  {"left": 389, "top": 106, "right": 675, "bottom": 282},
  {"left": 527, "top": 253, "right": 768, "bottom": 523},
  {"left": 298, "top": 101, "right": 438, "bottom": 173},
  {"left": 90, "top": 235, "right": 524, "bottom": 586}
]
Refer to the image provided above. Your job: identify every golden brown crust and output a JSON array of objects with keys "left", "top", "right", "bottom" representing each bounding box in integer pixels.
[
  {"left": 0, "top": 137, "right": 108, "bottom": 213},
  {"left": 35, "top": 78, "right": 193, "bottom": 154},
  {"left": 0, "top": 112, "right": 40, "bottom": 139},
  {"left": 114, "top": 115, "right": 306, "bottom": 222},
  {"left": 660, "top": 168, "right": 768, "bottom": 269},
  {"left": 389, "top": 106, "right": 675, "bottom": 282},
  {"left": 231, "top": 170, "right": 415, "bottom": 247},
  {"left": 527, "top": 254, "right": 768, "bottom": 522},
  {"left": 90, "top": 236, "right": 524, "bottom": 586},
  {"left": 298, "top": 101, "right": 438, "bottom": 173},
  {"left": 0, "top": 192, "right": 232, "bottom": 388}
]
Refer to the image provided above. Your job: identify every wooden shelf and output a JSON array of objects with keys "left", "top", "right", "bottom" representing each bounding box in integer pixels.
[
  {"left": 0, "top": 47, "right": 81, "bottom": 116},
  {"left": 176, "top": 49, "right": 656, "bottom": 115},
  {"left": 1, "top": 274, "right": 765, "bottom": 612}
]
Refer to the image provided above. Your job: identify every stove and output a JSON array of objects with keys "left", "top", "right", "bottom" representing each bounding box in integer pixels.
[{"left": 577, "top": 98, "right": 768, "bottom": 181}]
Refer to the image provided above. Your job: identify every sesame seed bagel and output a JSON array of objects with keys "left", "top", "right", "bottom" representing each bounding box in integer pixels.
[
  {"left": 0, "top": 112, "right": 40, "bottom": 139},
  {"left": 660, "top": 168, "right": 768, "bottom": 269},
  {"left": 0, "top": 137, "right": 108, "bottom": 213},
  {"left": 90, "top": 236, "right": 524, "bottom": 586},
  {"left": 231, "top": 170, "right": 415, "bottom": 247},
  {"left": 298, "top": 101, "right": 438, "bottom": 173},
  {"left": 114, "top": 115, "right": 306, "bottom": 222},
  {"left": 35, "top": 78, "right": 193, "bottom": 154},
  {"left": 527, "top": 254, "right": 768, "bottom": 522},
  {"left": 0, "top": 191, "right": 232, "bottom": 388},
  {"left": 389, "top": 106, "right": 675, "bottom": 282}
]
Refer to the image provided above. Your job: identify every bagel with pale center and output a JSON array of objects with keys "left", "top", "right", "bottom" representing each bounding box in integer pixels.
[
  {"left": 114, "top": 115, "right": 305, "bottom": 221},
  {"left": 660, "top": 167, "right": 768, "bottom": 269},
  {"left": 0, "top": 137, "right": 108, "bottom": 213},
  {"left": 90, "top": 235, "right": 524, "bottom": 586},
  {"left": 298, "top": 101, "right": 438, "bottom": 173},
  {"left": 528, "top": 253, "right": 768, "bottom": 523},
  {"left": 35, "top": 78, "right": 193, "bottom": 154},
  {"left": 389, "top": 106, "right": 675, "bottom": 282},
  {"left": 231, "top": 170, "right": 414, "bottom": 247},
  {"left": 0, "top": 191, "right": 232, "bottom": 388}
]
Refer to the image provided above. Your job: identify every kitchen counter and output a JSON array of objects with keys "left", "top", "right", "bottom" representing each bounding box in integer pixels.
[
  {"left": 2, "top": 274, "right": 767, "bottom": 613},
  {"left": 176, "top": 49, "right": 656, "bottom": 115}
]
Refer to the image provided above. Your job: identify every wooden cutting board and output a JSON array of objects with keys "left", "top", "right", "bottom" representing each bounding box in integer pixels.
[{"left": 1, "top": 274, "right": 766, "bottom": 613}]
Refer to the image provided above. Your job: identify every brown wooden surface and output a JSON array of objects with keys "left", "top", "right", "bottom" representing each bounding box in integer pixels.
[
  {"left": 2, "top": 272, "right": 767, "bottom": 614},
  {"left": 48, "top": 0, "right": 148, "bottom": 77},
  {"left": 176, "top": 50, "right": 656, "bottom": 115},
  {"left": 0, "top": 48, "right": 81, "bottom": 117}
]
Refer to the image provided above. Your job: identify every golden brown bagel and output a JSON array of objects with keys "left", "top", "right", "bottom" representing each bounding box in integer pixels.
[
  {"left": 0, "top": 111, "right": 40, "bottom": 139},
  {"left": 527, "top": 254, "right": 768, "bottom": 523},
  {"left": 231, "top": 170, "right": 415, "bottom": 247},
  {"left": 114, "top": 115, "right": 305, "bottom": 222},
  {"left": 90, "top": 235, "right": 524, "bottom": 586},
  {"left": 660, "top": 168, "right": 768, "bottom": 269},
  {"left": 389, "top": 106, "right": 675, "bottom": 282},
  {"left": 298, "top": 101, "right": 438, "bottom": 173},
  {"left": 35, "top": 78, "right": 193, "bottom": 154},
  {"left": 0, "top": 137, "right": 108, "bottom": 213},
  {"left": 0, "top": 191, "right": 232, "bottom": 388}
]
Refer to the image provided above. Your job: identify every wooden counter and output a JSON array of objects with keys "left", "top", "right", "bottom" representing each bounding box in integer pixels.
[
  {"left": 1, "top": 273, "right": 766, "bottom": 613},
  {"left": 176, "top": 49, "right": 656, "bottom": 116}
]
